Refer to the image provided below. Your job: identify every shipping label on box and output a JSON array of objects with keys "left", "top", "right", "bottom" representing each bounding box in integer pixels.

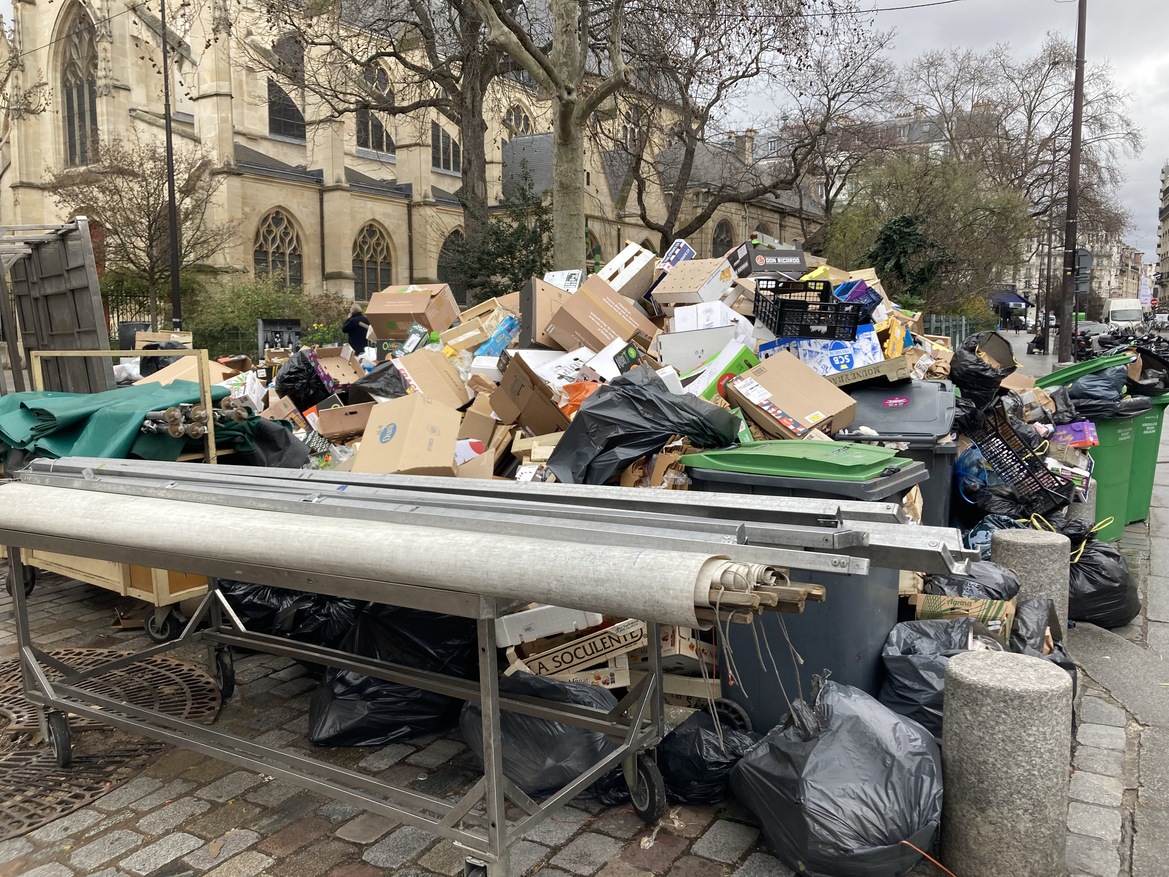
[
  {"left": 544, "top": 269, "right": 584, "bottom": 292},
  {"left": 912, "top": 594, "right": 1017, "bottom": 644},
  {"left": 521, "top": 619, "right": 648, "bottom": 676}
]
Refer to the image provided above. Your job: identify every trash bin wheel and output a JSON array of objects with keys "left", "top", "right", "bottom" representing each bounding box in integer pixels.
[
  {"left": 628, "top": 754, "right": 666, "bottom": 824},
  {"left": 46, "top": 711, "right": 72, "bottom": 768},
  {"left": 214, "top": 649, "right": 235, "bottom": 699},
  {"left": 145, "top": 609, "right": 181, "bottom": 644},
  {"left": 4, "top": 564, "right": 36, "bottom": 598},
  {"left": 462, "top": 857, "right": 488, "bottom": 877},
  {"left": 703, "top": 698, "right": 753, "bottom": 734}
]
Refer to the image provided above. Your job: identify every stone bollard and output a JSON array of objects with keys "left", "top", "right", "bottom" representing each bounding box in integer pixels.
[
  {"left": 991, "top": 528, "right": 1071, "bottom": 628},
  {"left": 941, "top": 651, "right": 1072, "bottom": 877},
  {"left": 1067, "top": 478, "right": 1097, "bottom": 526}
]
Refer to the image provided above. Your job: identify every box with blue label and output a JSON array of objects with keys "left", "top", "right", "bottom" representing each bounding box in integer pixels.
[
  {"left": 796, "top": 324, "right": 883, "bottom": 377},
  {"left": 352, "top": 393, "right": 460, "bottom": 477}
]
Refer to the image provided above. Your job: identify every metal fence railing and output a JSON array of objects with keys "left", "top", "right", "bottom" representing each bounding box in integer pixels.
[{"left": 922, "top": 314, "right": 997, "bottom": 347}]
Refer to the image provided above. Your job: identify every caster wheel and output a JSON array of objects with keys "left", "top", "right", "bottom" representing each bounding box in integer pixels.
[
  {"left": 214, "top": 649, "right": 235, "bottom": 699},
  {"left": 463, "top": 858, "right": 488, "bottom": 877},
  {"left": 628, "top": 754, "right": 666, "bottom": 824},
  {"left": 145, "top": 610, "right": 180, "bottom": 644},
  {"left": 5, "top": 565, "right": 36, "bottom": 598},
  {"left": 46, "top": 711, "right": 72, "bottom": 768},
  {"left": 703, "top": 697, "right": 753, "bottom": 734}
]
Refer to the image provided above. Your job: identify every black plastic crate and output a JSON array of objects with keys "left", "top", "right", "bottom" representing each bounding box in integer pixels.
[
  {"left": 968, "top": 404, "right": 1075, "bottom": 516},
  {"left": 754, "top": 276, "right": 832, "bottom": 302},
  {"left": 754, "top": 293, "right": 863, "bottom": 341}
]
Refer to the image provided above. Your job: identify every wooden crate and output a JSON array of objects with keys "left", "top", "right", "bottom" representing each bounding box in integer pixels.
[
  {"left": 1, "top": 545, "right": 207, "bottom": 605},
  {"left": 126, "top": 566, "right": 209, "bottom": 605}
]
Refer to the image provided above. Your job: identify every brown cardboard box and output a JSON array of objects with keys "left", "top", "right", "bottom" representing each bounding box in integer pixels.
[
  {"left": 597, "top": 242, "right": 658, "bottom": 301},
  {"left": 490, "top": 352, "right": 572, "bottom": 434},
  {"left": 317, "top": 402, "right": 377, "bottom": 441},
  {"left": 366, "top": 284, "right": 460, "bottom": 339},
  {"left": 1001, "top": 372, "right": 1037, "bottom": 392},
  {"left": 259, "top": 395, "right": 307, "bottom": 429},
  {"left": 394, "top": 348, "right": 472, "bottom": 411},
  {"left": 519, "top": 619, "right": 648, "bottom": 676},
  {"left": 724, "top": 351, "right": 857, "bottom": 439},
  {"left": 457, "top": 450, "right": 496, "bottom": 479},
  {"left": 458, "top": 397, "right": 497, "bottom": 444},
  {"left": 314, "top": 347, "right": 363, "bottom": 385},
  {"left": 911, "top": 593, "right": 1017, "bottom": 645},
  {"left": 519, "top": 277, "right": 573, "bottom": 348},
  {"left": 134, "top": 359, "right": 237, "bottom": 387},
  {"left": 134, "top": 330, "right": 194, "bottom": 349},
  {"left": 352, "top": 393, "right": 460, "bottom": 476},
  {"left": 650, "top": 258, "right": 737, "bottom": 308},
  {"left": 545, "top": 275, "right": 657, "bottom": 352}
]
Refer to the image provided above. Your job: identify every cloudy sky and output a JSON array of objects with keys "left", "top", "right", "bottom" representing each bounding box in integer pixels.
[{"left": 875, "top": 0, "right": 1166, "bottom": 264}]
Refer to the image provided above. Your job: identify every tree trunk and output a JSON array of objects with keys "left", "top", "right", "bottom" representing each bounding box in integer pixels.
[
  {"left": 458, "top": 15, "right": 490, "bottom": 264},
  {"left": 148, "top": 275, "right": 159, "bottom": 331},
  {"left": 551, "top": 107, "right": 584, "bottom": 270}
]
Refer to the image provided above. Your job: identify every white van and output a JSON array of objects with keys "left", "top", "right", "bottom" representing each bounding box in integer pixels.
[{"left": 1104, "top": 298, "right": 1145, "bottom": 331}]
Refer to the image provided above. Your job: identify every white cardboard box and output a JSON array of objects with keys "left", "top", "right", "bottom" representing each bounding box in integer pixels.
[{"left": 494, "top": 605, "right": 604, "bottom": 648}]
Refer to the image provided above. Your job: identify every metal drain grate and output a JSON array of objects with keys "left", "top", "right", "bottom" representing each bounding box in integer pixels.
[
  {"left": 0, "top": 648, "right": 223, "bottom": 841},
  {"left": 0, "top": 648, "right": 221, "bottom": 732}
]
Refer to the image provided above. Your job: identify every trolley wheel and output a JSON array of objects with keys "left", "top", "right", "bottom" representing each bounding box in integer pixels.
[
  {"left": 627, "top": 754, "right": 667, "bottom": 824},
  {"left": 463, "top": 858, "right": 488, "bottom": 877},
  {"left": 214, "top": 649, "right": 235, "bottom": 699},
  {"left": 46, "top": 711, "right": 72, "bottom": 768},
  {"left": 145, "top": 609, "right": 181, "bottom": 644},
  {"left": 703, "top": 697, "right": 754, "bottom": 734},
  {"left": 5, "top": 564, "right": 36, "bottom": 598}
]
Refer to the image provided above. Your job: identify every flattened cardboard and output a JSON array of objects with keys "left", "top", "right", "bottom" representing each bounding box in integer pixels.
[
  {"left": 725, "top": 351, "right": 857, "bottom": 439},
  {"left": 519, "top": 277, "right": 572, "bottom": 348},
  {"left": 394, "top": 348, "right": 472, "bottom": 411},
  {"left": 544, "top": 275, "right": 657, "bottom": 352},
  {"left": 317, "top": 402, "right": 377, "bottom": 440},
  {"left": 823, "top": 354, "right": 913, "bottom": 387},
  {"left": 134, "top": 359, "right": 236, "bottom": 387},
  {"left": 352, "top": 394, "right": 460, "bottom": 476},
  {"left": 366, "top": 284, "right": 459, "bottom": 339}
]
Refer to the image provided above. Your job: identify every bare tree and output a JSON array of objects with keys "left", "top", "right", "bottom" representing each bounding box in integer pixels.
[{"left": 45, "top": 133, "right": 236, "bottom": 329}]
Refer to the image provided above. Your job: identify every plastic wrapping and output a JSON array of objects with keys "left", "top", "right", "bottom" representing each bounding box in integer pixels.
[
  {"left": 546, "top": 368, "right": 740, "bottom": 485},
  {"left": 1068, "top": 542, "right": 1141, "bottom": 629},
  {"left": 460, "top": 672, "right": 618, "bottom": 798},
  {"left": 657, "top": 711, "right": 760, "bottom": 805},
  {"left": 1070, "top": 366, "right": 1128, "bottom": 402},
  {"left": 275, "top": 349, "right": 333, "bottom": 412},
  {"left": 1071, "top": 396, "right": 1152, "bottom": 420},
  {"left": 308, "top": 606, "right": 477, "bottom": 746},
  {"left": 730, "top": 681, "right": 943, "bottom": 877},
  {"left": 347, "top": 360, "right": 410, "bottom": 406},
  {"left": 878, "top": 618, "right": 974, "bottom": 738},
  {"left": 923, "top": 560, "right": 1021, "bottom": 601},
  {"left": 950, "top": 333, "right": 1017, "bottom": 409},
  {"left": 965, "top": 515, "right": 1026, "bottom": 560}
]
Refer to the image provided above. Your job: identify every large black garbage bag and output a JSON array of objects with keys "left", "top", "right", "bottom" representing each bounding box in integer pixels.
[
  {"left": 965, "top": 514, "right": 1026, "bottom": 560},
  {"left": 951, "top": 333, "right": 1017, "bottom": 409},
  {"left": 1070, "top": 366, "right": 1128, "bottom": 402},
  {"left": 460, "top": 673, "right": 618, "bottom": 798},
  {"left": 730, "top": 681, "right": 943, "bottom": 877},
  {"left": 977, "top": 481, "right": 1072, "bottom": 520},
  {"left": 878, "top": 618, "right": 974, "bottom": 738},
  {"left": 924, "top": 560, "right": 1021, "bottom": 601},
  {"left": 347, "top": 360, "right": 410, "bottom": 405},
  {"left": 218, "top": 579, "right": 305, "bottom": 634},
  {"left": 1010, "top": 598, "right": 1077, "bottom": 691},
  {"left": 1071, "top": 396, "right": 1151, "bottom": 419},
  {"left": 139, "top": 340, "right": 188, "bottom": 378},
  {"left": 546, "top": 367, "right": 740, "bottom": 485},
  {"left": 1068, "top": 541, "right": 1141, "bottom": 628},
  {"left": 275, "top": 349, "right": 332, "bottom": 412},
  {"left": 1049, "top": 385, "right": 1078, "bottom": 425},
  {"left": 657, "top": 711, "right": 760, "bottom": 805},
  {"left": 308, "top": 606, "right": 477, "bottom": 746},
  {"left": 217, "top": 418, "right": 310, "bottom": 469}
]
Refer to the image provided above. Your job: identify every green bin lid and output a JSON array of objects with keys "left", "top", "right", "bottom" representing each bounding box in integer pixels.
[
  {"left": 1034, "top": 353, "right": 1135, "bottom": 389},
  {"left": 680, "top": 441, "right": 915, "bottom": 481}
]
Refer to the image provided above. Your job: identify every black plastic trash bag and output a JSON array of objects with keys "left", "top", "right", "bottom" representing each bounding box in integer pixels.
[
  {"left": 1070, "top": 366, "right": 1128, "bottom": 402},
  {"left": 217, "top": 579, "right": 305, "bottom": 635},
  {"left": 1010, "top": 598, "right": 1077, "bottom": 691},
  {"left": 1068, "top": 541, "right": 1141, "bottom": 629},
  {"left": 308, "top": 606, "right": 476, "bottom": 746},
  {"left": 878, "top": 618, "right": 974, "bottom": 738},
  {"left": 977, "top": 481, "right": 1073, "bottom": 521},
  {"left": 546, "top": 367, "right": 740, "bottom": 485},
  {"left": 657, "top": 711, "right": 760, "bottom": 805},
  {"left": 347, "top": 360, "right": 410, "bottom": 406},
  {"left": 1072, "top": 395, "right": 1152, "bottom": 420},
  {"left": 460, "top": 672, "right": 618, "bottom": 798},
  {"left": 730, "top": 681, "right": 943, "bottom": 877},
  {"left": 924, "top": 560, "right": 1021, "bottom": 601},
  {"left": 965, "top": 515, "right": 1026, "bottom": 560},
  {"left": 275, "top": 349, "right": 333, "bottom": 412},
  {"left": 139, "top": 340, "right": 189, "bottom": 378},
  {"left": 951, "top": 333, "right": 1017, "bottom": 409},
  {"left": 1048, "top": 385, "right": 1078, "bottom": 425}
]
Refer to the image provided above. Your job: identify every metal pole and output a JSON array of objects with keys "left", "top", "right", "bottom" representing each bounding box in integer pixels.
[
  {"left": 159, "top": 0, "right": 183, "bottom": 331},
  {"left": 1057, "top": 0, "right": 1087, "bottom": 361},
  {"left": 1044, "top": 212, "right": 1055, "bottom": 354}
]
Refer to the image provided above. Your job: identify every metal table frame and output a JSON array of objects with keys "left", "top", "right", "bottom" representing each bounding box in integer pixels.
[{"left": 4, "top": 539, "right": 666, "bottom": 877}]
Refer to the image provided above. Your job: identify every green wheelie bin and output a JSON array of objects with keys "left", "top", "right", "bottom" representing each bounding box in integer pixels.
[
  {"left": 1126, "top": 395, "right": 1169, "bottom": 524},
  {"left": 1088, "top": 416, "right": 1136, "bottom": 542}
]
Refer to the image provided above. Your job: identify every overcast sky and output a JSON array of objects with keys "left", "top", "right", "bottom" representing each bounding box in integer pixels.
[{"left": 874, "top": 0, "right": 1166, "bottom": 263}]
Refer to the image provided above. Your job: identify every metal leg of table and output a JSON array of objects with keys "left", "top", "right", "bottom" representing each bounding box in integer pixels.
[{"left": 476, "top": 615, "right": 510, "bottom": 877}]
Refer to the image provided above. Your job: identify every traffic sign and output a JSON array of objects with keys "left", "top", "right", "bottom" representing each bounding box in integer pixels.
[{"left": 1153, "top": 298, "right": 1160, "bottom": 308}]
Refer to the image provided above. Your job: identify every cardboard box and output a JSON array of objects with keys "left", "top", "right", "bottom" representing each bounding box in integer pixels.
[
  {"left": 394, "top": 348, "right": 472, "bottom": 411},
  {"left": 314, "top": 347, "right": 363, "bottom": 386},
  {"left": 1001, "top": 372, "right": 1037, "bottom": 392},
  {"left": 545, "top": 275, "right": 657, "bottom": 352},
  {"left": 134, "top": 359, "right": 236, "bottom": 387},
  {"left": 597, "top": 242, "right": 658, "bottom": 300},
  {"left": 682, "top": 341, "right": 759, "bottom": 400},
  {"left": 911, "top": 593, "right": 1017, "bottom": 645},
  {"left": 134, "top": 330, "right": 194, "bottom": 349},
  {"left": 657, "top": 239, "right": 696, "bottom": 272},
  {"left": 671, "top": 301, "right": 752, "bottom": 340},
  {"left": 650, "top": 258, "right": 737, "bottom": 308},
  {"left": 519, "top": 619, "right": 648, "bottom": 676},
  {"left": 352, "top": 393, "right": 460, "bottom": 476},
  {"left": 317, "top": 402, "right": 377, "bottom": 441},
  {"left": 259, "top": 395, "right": 308, "bottom": 429},
  {"left": 519, "top": 277, "right": 573, "bottom": 348},
  {"left": 456, "top": 450, "right": 496, "bottom": 480},
  {"left": 543, "top": 269, "right": 583, "bottom": 292},
  {"left": 657, "top": 326, "right": 738, "bottom": 374},
  {"left": 823, "top": 354, "right": 914, "bottom": 387},
  {"left": 630, "top": 626, "right": 717, "bottom": 673},
  {"left": 551, "top": 655, "right": 632, "bottom": 690},
  {"left": 796, "top": 324, "right": 883, "bottom": 377},
  {"left": 728, "top": 242, "right": 806, "bottom": 277},
  {"left": 441, "top": 318, "right": 495, "bottom": 352},
  {"left": 458, "top": 398, "right": 497, "bottom": 445},
  {"left": 495, "top": 604, "right": 605, "bottom": 647},
  {"left": 725, "top": 351, "right": 857, "bottom": 439},
  {"left": 490, "top": 351, "right": 572, "bottom": 434},
  {"left": 366, "top": 283, "right": 460, "bottom": 339}
]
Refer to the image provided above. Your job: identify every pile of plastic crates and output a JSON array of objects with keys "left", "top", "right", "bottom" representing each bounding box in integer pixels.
[
  {"left": 753, "top": 277, "right": 863, "bottom": 341},
  {"left": 968, "top": 403, "right": 1076, "bottom": 517}
]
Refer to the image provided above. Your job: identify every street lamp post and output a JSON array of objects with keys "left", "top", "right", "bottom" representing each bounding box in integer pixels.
[
  {"left": 159, "top": 0, "right": 183, "bottom": 331},
  {"left": 1057, "top": 0, "right": 1087, "bottom": 361}
]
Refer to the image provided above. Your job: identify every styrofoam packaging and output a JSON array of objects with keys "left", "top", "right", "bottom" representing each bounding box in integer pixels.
[
  {"left": 470, "top": 355, "right": 503, "bottom": 383},
  {"left": 494, "top": 604, "right": 605, "bottom": 647}
]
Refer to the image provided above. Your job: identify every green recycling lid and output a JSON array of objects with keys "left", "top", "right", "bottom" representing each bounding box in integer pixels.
[
  {"left": 1034, "top": 353, "right": 1135, "bottom": 389},
  {"left": 681, "top": 441, "right": 915, "bottom": 481}
]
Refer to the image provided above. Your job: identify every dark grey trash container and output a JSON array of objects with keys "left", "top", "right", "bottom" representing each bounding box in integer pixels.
[
  {"left": 117, "top": 321, "right": 150, "bottom": 351},
  {"left": 689, "top": 461, "right": 928, "bottom": 732}
]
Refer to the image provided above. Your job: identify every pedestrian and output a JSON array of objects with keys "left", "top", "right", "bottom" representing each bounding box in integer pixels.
[{"left": 342, "top": 303, "right": 371, "bottom": 354}]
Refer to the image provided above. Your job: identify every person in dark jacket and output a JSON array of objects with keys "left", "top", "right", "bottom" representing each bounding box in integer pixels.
[{"left": 342, "top": 304, "right": 371, "bottom": 354}]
